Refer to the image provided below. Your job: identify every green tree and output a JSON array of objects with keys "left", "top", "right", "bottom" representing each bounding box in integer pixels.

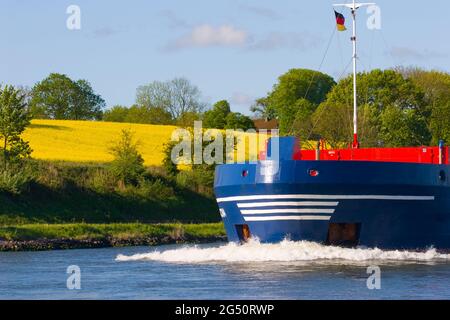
[
  {"left": 327, "top": 69, "right": 426, "bottom": 115},
  {"left": 104, "top": 105, "right": 173, "bottom": 125},
  {"left": 312, "top": 103, "right": 352, "bottom": 148},
  {"left": 289, "top": 99, "right": 316, "bottom": 146},
  {"left": 0, "top": 85, "right": 32, "bottom": 168},
  {"left": 315, "top": 69, "right": 429, "bottom": 147},
  {"left": 176, "top": 111, "right": 201, "bottom": 127},
  {"left": 259, "top": 69, "right": 336, "bottom": 135},
  {"left": 125, "top": 105, "right": 172, "bottom": 124},
  {"left": 224, "top": 112, "right": 255, "bottom": 130},
  {"left": 30, "top": 73, "right": 105, "bottom": 120},
  {"left": 203, "top": 100, "right": 231, "bottom": 129},
  {"left": 162, "top": 140, "right": 179, "bottom": 176},
  {"left": 312, "top": 102, "right": 381, "bottom": 148},
  {"left": 71, "top": 79, "right": 104, "bottom": 120},
  {"left": 109, "top": 129, "right": 145, "bottom": 186},
  {"left": 396, "top": 67, "right": 450, "bottom": 109},
  {"left": 397, "top": 67, "right": 450, "bottom": 144},
  {"left": 430, "top": 101, "right": 450, "bottom": 144},
  {"left": 250, "top": 97, "right": 277, "bottom": 121},
  {"left": 103, "top": 105, "right": 129, "bottom": 122},
  {"left": 380, "top": 105, "right": 430, "bottom": 147}
]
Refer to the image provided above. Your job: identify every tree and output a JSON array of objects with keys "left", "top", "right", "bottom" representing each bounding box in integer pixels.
[
  {"left": 30, "top": 73, "right": 105, "bottom": 120},
  {"left": 224, "top": 112, "right": 255, "bottom": 130},
  {"left": 327, "top": 69, "right": 426, "bottom": 115},
  {"left": 312, "top": 102, "right": 381, "bottom": 148},
  {"left": 136, "top": 77, "right": 205, "bottom": 122},
  {"left": 103, "top": 105, "right": 129, "bottom": 122},
  {"left": 316, "top": 69, "right": 430, "bottom": 147},
  {"left": 144, "top": 106, "right": 173, "bottom": 125},
  {"left": 258, "top": 69, "right": 336, "bottom": 135},
  {"left": 269, "top": 69, "right": 336, "bottom": 106},
  {"left": 397, "top": 67, "right": 450, "bottom": 144},
  {"left": 162, "top": 140, "right": 179, "bottom": 176},
  {"left": 203, "top": 100, "right": 231, "bottom": 129},
  {"left": 176, "top": 111, "right": 201, "bottom": 127},
  {"left": 103, "top": 105, "right": 173, "bottom": 125},
  {"left": 289, "top": 99, "right": 316, "bottom": 145},
  {"left": 250, "top": 97, "right": 277, "bottom": 121},
  {"left": 278, "top": 98, "right": 315, "bottom": 136},
  {"left": 380, "top": 105, "right": 430, "bottom": 147},
  {"left": 396, "top": 67, "right": 450, "bottom": 109},
  {"left": 312, "top": 103, "right": 352, "bottom": 148},
  {"left": 71, "top": 79, "right": 104, "bottom": 120},
  {"left": 109, "top": 129, "right": 145, "bottom": 186},
  {"left": 125, "top": 105, "right": 172, "bottom": 124},
  {"left": 0, "top": 85, "right": 32, "bottom": 168},
  {"left": 430, "top": 101, "right": 450, "bottom": 145}
]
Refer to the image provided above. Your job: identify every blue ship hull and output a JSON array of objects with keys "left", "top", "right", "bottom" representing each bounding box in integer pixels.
[{"left": 214, "top": 160, "right": 450, "bottom": 249}]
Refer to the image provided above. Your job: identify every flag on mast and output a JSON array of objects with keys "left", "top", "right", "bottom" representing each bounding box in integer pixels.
[{"left": 334, "top": 10, "right": 347, "bottom": 31}]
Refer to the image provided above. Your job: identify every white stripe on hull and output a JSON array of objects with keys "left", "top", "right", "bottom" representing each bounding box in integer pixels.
[
  {"left": 240, "top": 208, "right": 335, "bottom": 215},
  {"left": 217, "top": 194, "right": 435, "bottom": 203},
  {"left": 237, "top": 201, "right": 339, "bottom": 208},
  {"left": 244, "top": 215, "right": 331, "bottom": 221}
]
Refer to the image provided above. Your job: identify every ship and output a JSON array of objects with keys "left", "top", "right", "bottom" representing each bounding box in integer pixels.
[{"left": 213, "top": 1, "right": 450, "bottom": 250}]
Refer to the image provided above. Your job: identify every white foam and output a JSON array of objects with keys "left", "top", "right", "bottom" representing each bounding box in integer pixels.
[{"left": 115, "top": 239, "right": 450, "bottom": 264}]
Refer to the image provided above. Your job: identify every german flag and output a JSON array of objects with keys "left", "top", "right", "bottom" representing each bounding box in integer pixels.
[{"left": 334, "top": 10, "right": 347, "bottom": 31}]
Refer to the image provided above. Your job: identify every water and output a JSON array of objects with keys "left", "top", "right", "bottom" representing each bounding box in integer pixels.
[{"left": 1, "top": 240, "right": 450, "bottom": 299}]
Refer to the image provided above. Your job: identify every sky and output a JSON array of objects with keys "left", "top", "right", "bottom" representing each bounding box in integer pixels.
[{"left": 1, "top": 0, "right": 449, "bottom": 115}]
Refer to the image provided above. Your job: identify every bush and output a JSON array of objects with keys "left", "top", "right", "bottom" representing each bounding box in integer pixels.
[
  {"left": 162, "top": 140, "right": 179, "bottom": 176},
  {"left": 86, "top": 168, "right": 116, "bottom": 193},
  {"left": 34, "top": 162, "right": 64, "bottom": 189},
  {"left": 136, "top": 178, "right": 175, "bottom": 201},
  {"left": 109, "top": 129, "right": 145, "bottom": 186},
  {"left": 176, "top": 169, "right": 214, "bottom": 197},
  {"left": 0, "top": 166, "right": 34, "bottom": 194}
]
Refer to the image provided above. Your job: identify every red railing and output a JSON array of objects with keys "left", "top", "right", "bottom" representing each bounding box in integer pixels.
[
  {"left": 295, "top": 146, "right": 448, "bottom": 164},
  {"left": 259, "top": 146, "right": 449, "bottom": 165}
]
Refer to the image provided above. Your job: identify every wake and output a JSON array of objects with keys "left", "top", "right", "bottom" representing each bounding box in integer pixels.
[{"left": 115, "top": 239, "right": 450, "bottom": 264}]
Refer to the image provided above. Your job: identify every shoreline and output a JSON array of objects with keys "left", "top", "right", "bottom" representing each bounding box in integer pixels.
[
  {"left": 0, "top": 235, "right": 227, "bottom": 252},
  {"left": 0, "top": 222, "right": 226, "bottom": 252}
]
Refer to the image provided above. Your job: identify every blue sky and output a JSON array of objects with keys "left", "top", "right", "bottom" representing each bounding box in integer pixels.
[{"left": 1, "top": 0, "right": 449, "bottom": 115}]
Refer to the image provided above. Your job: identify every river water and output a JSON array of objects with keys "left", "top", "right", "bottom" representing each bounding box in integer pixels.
[{"left": 1, "top": 240, "right": 449, "bottom": 299}]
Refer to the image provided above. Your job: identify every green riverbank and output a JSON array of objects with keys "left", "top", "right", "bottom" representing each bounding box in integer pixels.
[
  {"left": 0, "top": 222, "right": 226, "bottom": 251},
  {"left": 0, "top": 161, "right": 225, "bottom": 251}
]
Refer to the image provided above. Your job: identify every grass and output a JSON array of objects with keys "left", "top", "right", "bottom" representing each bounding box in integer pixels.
[
  {"left": 0, "top": 161, "right": 220, "bottom": 225},
  {"left": 0, "top": 222, "right": 225, "bottom": 241}
]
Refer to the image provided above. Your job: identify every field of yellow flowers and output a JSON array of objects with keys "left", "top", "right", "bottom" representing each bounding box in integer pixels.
[{"left": 22, "top": 120, "right": 269, "bottom": 166}]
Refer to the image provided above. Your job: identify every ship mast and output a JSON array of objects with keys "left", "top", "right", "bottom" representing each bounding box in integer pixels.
[{"left": 333, "top": 0, "right": 375, "bottom": 149}]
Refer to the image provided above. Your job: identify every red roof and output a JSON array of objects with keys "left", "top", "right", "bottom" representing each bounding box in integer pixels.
[{"left": 253, "top": 119, "right": 278, "bottom": 130}]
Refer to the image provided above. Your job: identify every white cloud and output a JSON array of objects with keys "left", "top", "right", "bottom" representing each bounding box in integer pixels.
[
  {"left": 164, "top": 23, "right": 319, "bottom": 53},
  {"left": 247, "top": 32, "right": 319, "bottom": 51},
  {"left": 166, "top": 24, "right": 248, "bottom": 50}
]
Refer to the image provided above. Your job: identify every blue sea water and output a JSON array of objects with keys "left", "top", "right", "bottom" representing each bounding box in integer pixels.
[{"left": 0, "top": 241, "right": 449, "bottom": 300}]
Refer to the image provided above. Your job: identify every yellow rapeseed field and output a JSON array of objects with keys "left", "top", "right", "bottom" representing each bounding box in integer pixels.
[
  {"left": 22, "top": 120, "right": 270, "bottom": 166},
  {"left": 22, "top": 120, "right": 178, "bottom": 165}
]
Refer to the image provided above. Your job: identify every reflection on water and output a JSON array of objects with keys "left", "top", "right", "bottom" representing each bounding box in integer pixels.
[{"left": 0, "top": 242, "right": 449, "bottom": 300}]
